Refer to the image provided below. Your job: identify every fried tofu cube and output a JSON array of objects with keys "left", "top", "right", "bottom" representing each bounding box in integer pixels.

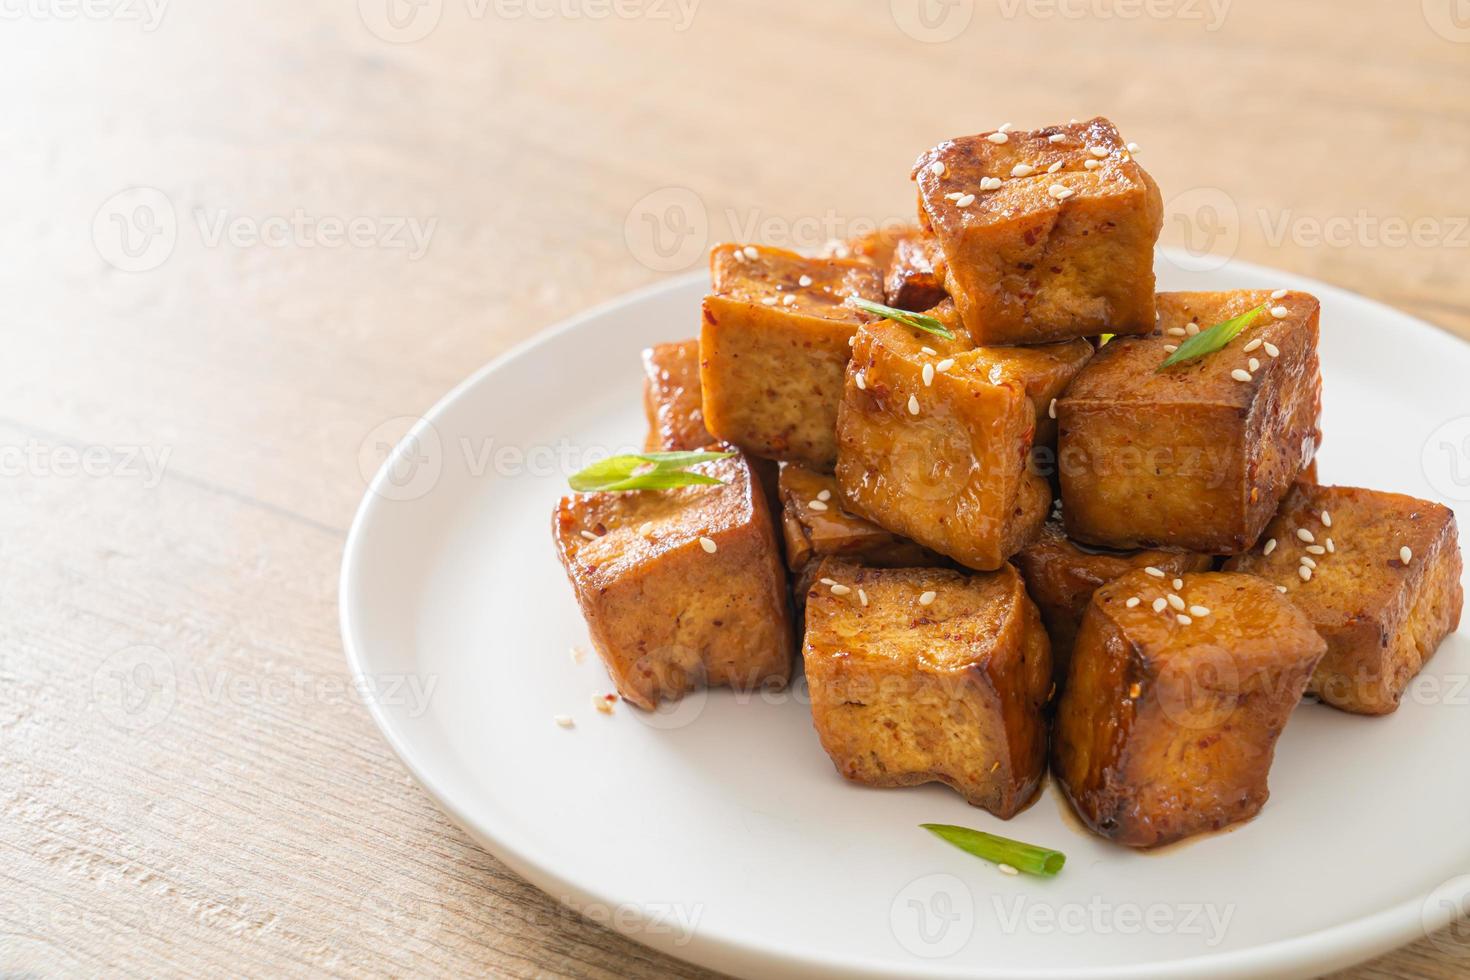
[
  {"left": 1059, "top": 290, "right": 1322, "bottom": 553},
  {"left": 912, "top": 117, "right": 1162, "bottom": 345},
  {"left": 885, "top": 232, "right": 948, "bottom": 312},
  {"left": 1053, "top": 570, "right": 1326, "bottom": 847},
  {"left": 641, "top": 340, "right": 715, "bottom": 451},
  {"left": 778, "top": 463, "right": 940, "bottom": 574},
  {"left": 1012, "top": 518, "right": 1213, "bottom": 684},
  {"left": 803, "top": 561, "right": 1052, "bottom": 818},
  {"left": 1224, "top": 483, "right": 1463, "bottom": 715},
  {"left": 834, "top": 316, "right": 1052, "bottom": 571},
  {"left": 551, "top": 451, "right": 793, "bottom": 709},
  {"left": 701, "top": 244, "right": 884, "bottom": 468}
]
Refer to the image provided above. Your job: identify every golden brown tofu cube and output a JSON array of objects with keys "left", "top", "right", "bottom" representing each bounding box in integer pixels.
[
  {"left": 885, "top": 232, "right": 948, "bottom": 312},
  {"left": 1012, "top": 517, "right": 1213, "bottom": 685},
  {"left": 834, "top": 316, "right": 1051, "bottom": 571},
  {"left": 1053, "top": 570, "right": 1325, "bottom": 848},
  {"left": 1224, "top": 483, "right": 1463, "bottom": 715},
  {"left": 912, "top": 117, "right": 1162, "bottom": 345},
  {"left": 1059, "top": 290, "right": 1322, "bottom": 554},
  {"left": 701, "top": 244, "right": 884, "bottom": 468},
  {"left": 551, "top": 451, "right": 793, "bottom": 709},
  {"left": 641, "top": 339, "right": 715, "bottom": 452},
  {"left": 778, "top": 463, "right": 940, "bottom": 574},
  {"left": 803, "top": 560, "right": 1051, "bottom": 818}
]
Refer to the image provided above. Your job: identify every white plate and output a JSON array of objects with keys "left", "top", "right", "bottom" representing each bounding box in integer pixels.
[{"left": 341, "top": 250, "right": 1470, "bottom": 980}]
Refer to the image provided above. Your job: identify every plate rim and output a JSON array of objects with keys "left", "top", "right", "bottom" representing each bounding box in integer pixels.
[{"left": 340, "top": 249, "right": 1470, "bottom": 980}]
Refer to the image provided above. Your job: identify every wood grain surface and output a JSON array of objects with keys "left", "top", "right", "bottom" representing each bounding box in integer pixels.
[{"left": 1, "top": 1, "right": 1467, "bottom": 976}]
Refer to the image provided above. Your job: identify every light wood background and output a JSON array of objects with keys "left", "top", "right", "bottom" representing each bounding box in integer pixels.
[{"left": 2, "top": 1, "right": 1467, "bottom": 976}]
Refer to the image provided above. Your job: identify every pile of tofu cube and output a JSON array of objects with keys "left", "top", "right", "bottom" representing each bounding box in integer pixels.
[{"left": 553, "top": 117, "right": 1464, "bottom": 848}]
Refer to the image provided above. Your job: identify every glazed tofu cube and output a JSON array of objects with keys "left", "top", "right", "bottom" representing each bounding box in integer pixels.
[
  {"left": 1224, "top": 483, "right": 1463, "bottom": 714},
  {"left": 884, "top": 232, "right": 948, "bottom": 312},
  {"left": 778, "top": 463, "right": 940, "bottom": 574},
  {"left": 834, "top": 316, "right": 1052, "bottom": 571},
  {"left": 642, "top": 339, "right": 715, "bottom": 451},
  {"left": 803, "top": 561, "right": 1052, "bottom": 818},
  {"left": 551, "top": 451, "right": 793, "bottom": 709},
  {"left": 1053, "top": 570, "right": 1326, "bottom": 847},
  {"left": 701, "top": 244, "right": 884, "bottom": 468},
  {"left": 1059, "top": 290, "right": 1322, "bottom": 553},
  {"left": 1012, "top": 517, "right": 1213, "bottom": 685},
  {"left": 912, "top": 117, "right": 1162, "bottom": 345}
]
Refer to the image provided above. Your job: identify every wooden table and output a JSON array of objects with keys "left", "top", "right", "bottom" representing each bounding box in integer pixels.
[{"left": 2, "top": 1, "right": 1466, "bottom": 976}]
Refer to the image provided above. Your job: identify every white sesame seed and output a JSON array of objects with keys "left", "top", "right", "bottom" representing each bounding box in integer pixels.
[
  {"left": 1152, "top": 598, "right": 1168, "bottom": 613},
  {"left": 1186, "top": 322, "right": 1201, "bottom": 336},
  {"left": 579, "top": 530, "right": 597, "bottom": 541},
  {"left": 955, "top": 193, "right": 976, "bottom": 208},
  {"left": 998, "top": 863, "right": 1019, "bottom": 876},
  {"left": 1011, "top": 163, "right": 1035, "bottom": 178},
  {"left": 743, "top": 246, "right": 759, "bottom": 260},
  {"left": 638, "top": 521, "right": 654, "bottom": 537},
  {"left": 936, "top": 358, "right": 955, "bottom": 372},
  {"left": 1272, "top": 288, "right": 1288, "bottom": 299},
  {"left": 1243, "top": 338, "right": 1262, "bottom": 353},
  {"left": 554, "top": 714, "right": 574, "bottom": 728},
  {"left": 1088, "top": 146, "right": 1108, "bottom": 158},
  {"left": 808, "top": 499, "right": 829, "bottom": 512},
  {"left": 921, "top": 346, "right": 938, "bottom": 355},
  {"left": 1069, "top": 117, "right": 1079, "bottom": 124},
  {"left": 859, "top": 588, "right": 869, "bottom": 607},
  {"left": 998, "top": 122, "right": 1014, "bottom": 133},
  {"left": 1172, "top": 578, "right": 1184, "bottom": 590},
  {"left": 1264, "top": 538, "right": 1277, "bottom": 555},
  {"left": 1248, "top": 357, "right": 1260, "bottom": 372},
  {"left": 907, "top": 394, "right": 920, "bottom": 415},
  {"left": 594, "top": 693, "right": 616, "bottom": 714},
  {"left": 1047, "top": 161, "right": 1063, "bottom": 174},
  {"left": 1297, "top": 528, "right": 1315, "bottom": 543},
  {"left": 1271, "top": 306, "right": 1289, "bottom": 319},
  {"left": 1163, "top": 344, "right": 1178, "bottom": 353},
  {"left": 830, "top": 583, "right": 852, "bottom": 596},
  {"left": 1047, "top": 398, "right": 1057, "bottom": 419},
  {"left": 1048, "top": 133, "right": 1066, "bottom": 143},
  {"left": 1084, "top": 159, "right": 1100, "bottom": 170},
  {"left": 1167, "top": 594, "right": 1186, "bottom": 611},
  {"left": 819, "top": 577, "right": 836, "bottom": 586},
  {"left": 1263, "top": 342, "right": 1280, "bottom": 358},
  {"left": 1277, "top": 584, "right": 1289, "bottom": 593},
  {"left": 1167, "top": 327, "right": 1187, "bottom": 337},
  {"left": 1144, "top": 566, "right": 1165, "bottom": 578},
  {"left": 922, "top": 363, "right": 935, "bottom": 386},
  {"left": 1300, "top": 556, "right": 1317, "bottom": 569},
  {"left": 1401, "top": 546, "right": 1414, "bottom": 564},
  {"left": 1126, "top": 142, "right": 1141, "bottom": 153},
  {"left": 930, "top": 160, "right": 946, "bottom": 177},
  {"left": 1299, "top": 565, "right": 1313, "bottom": 582},
  {"left": 1177, "top": 614, "right": 1193, "bottom": 626},
  {"left": 1190, "top": 605, "right": 1211, "bottom": 617},
  {"left": 1231, "top": 369, "right": 1252, "bottom": 383},
  {"left": 699, "top": 536, "right": 718, "bottom": 553},
  {"left": 980, "top": 176, "right": 1003, "bottom": 191},
  {"left": 818, "top": 489, "right": 832, "bottom": 501},
  {"left": 986, "top": 132, "right": 1009, "bottom": 144},
  {"left": 798, "top": 274, "right": 813, "bottom": 287},
  {"left": 1305, "top": 544, "right": 1325, "bottom": 555},
  {"left": 1048, "top": 184, "right": 1074, "bottom": 200},
  {"left": 919, "top": 590, "right": 937, "bottom": 606},
  {"left": 1321, "top": 510, "right": 1332, "bottom": 527},
  {"left": 1326, "top": 538, "right": 1335, "bottom": 553},
  {"left": 944, "top": 192, "right": 964, "bottom": 201},
  {"left": 1126, "top": 596, "right": 1141, "bottom": 608},
  {"left": 762, "top": 297, "right": 777, "bottom": 306},
  {"left": 782, "top": 294, "right": 797, "bottom": 306},
  {"left": 854, "top": 372, "right": 866, "bottom": 390}
]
